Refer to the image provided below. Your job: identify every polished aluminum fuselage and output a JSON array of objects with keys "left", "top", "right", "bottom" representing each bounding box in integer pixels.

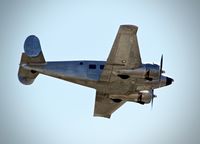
[{"left": 22, "top": 60, "right": 171, "bottom": 104}]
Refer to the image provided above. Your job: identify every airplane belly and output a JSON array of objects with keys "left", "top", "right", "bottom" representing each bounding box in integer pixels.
[{"left": 24, "top": 61, "right": 100, "bottom": 88}]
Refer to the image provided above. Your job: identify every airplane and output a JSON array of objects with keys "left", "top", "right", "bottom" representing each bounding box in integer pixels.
[{"left": 18, "top": 25, "right": 174, "bottom": 118}]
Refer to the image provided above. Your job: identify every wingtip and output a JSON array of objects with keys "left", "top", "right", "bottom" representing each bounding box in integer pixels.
[
  {"left": 94, "top": 114, "right": 111, "bottom": 119},
  {"left": 120, "top": 24, "right": 138, "bottom": 28},
  {"left": 120, "top": 24, "right": 138, "bottom": 33}
]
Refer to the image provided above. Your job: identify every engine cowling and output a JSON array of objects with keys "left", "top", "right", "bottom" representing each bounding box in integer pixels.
[
  {"left": 114, "top": 64, "right": 162, "bottom": 80},
  {"left": 137, "top": 90, "right": 152, "bottom": 104},
  {"left": 109, "top": 90, "right": 154, "bottom": 104}
]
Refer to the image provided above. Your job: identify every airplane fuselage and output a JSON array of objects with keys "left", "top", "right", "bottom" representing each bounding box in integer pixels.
[{"left": 22, "top": 61, "right": 173, "bottom": 104}]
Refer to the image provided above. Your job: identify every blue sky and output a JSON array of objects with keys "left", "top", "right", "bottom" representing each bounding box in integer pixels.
[{"left": 0, "top": 0, "right": 200, "bottom": 144}]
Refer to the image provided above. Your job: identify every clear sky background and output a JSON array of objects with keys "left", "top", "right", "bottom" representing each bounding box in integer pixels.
[{"left": 0, "top": 0, "right": 200, "bottom": 144}]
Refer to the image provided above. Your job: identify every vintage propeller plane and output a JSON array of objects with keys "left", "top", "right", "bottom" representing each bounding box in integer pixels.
[{"left": 18, "top": 25, "right": 174, "bottom": 118}]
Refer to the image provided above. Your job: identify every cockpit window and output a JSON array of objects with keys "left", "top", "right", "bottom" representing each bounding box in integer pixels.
[{"left": 89, "top": 64, "right": 96, "bottom": 69}]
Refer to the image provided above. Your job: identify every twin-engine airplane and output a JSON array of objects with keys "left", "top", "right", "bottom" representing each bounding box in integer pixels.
[{"left": 18, "top": 25, "right": 174, "bottom": 118}]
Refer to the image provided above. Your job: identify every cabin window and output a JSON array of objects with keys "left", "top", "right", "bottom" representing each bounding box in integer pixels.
[
  {"left": 89, "top": 64, "right": 96, "bottom": 69},
  {"left": 79, "top": 62, "right": 83, "bottom": 65},
  {"left": 100, "top": 65, "right": 104, "bottom": 70}
]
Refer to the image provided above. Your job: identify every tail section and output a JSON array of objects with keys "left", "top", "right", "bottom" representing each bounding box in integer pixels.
[{"left": 18, "top": 35, "right": 46, "bottom": 85}]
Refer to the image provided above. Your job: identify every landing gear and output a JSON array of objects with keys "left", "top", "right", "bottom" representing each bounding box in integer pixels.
[
  {"left": 145, "top": 70, "right": 153, "bottom": 81},
  {"left": 137, "top": 93, "right": 145, "bottom": 105}
]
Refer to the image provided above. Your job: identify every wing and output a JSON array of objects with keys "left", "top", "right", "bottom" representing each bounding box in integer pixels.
[
  {"left": 107, "top": 25, "right": 142, "bottom": 68},
  {"left": 99, "top": 25, "right": 141, "bottom": 91},
  {"left": 93, "top": 25, "right": 141, "bottom": 118},
  {"left": 94, "top": 91, "right": 126, "bottom": 118}
]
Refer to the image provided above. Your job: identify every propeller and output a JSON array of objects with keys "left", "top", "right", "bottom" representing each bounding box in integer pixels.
[
  {"left": 151, "top": 55, "right": 163, "bottom": 108},
  {"left": 159, "top": 55, "right": 163, "bottom": 81},
  {"left": 159, "top": 54, "right": 165, "bottom": 87},
  {"left": 150, "top": 89, "right": 157, "bottom": 109}
]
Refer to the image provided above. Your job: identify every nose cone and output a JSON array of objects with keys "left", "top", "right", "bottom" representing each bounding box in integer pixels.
[{"left": 166, "top": 77, "right": 174, "bottom": 86}]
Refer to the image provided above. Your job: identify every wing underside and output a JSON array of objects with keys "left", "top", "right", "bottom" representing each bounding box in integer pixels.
[
  {"left": 94, "top": 25, "right": 142, "bottom": 118},
  {"left": 99, "top": 25, "right": 142, "bottom": 83},
  {"left": 107, "top": 25, "right": 142, "bottom": 68},
  {"left": 94, "top": 92, "right": 125, "bottom": 118}
]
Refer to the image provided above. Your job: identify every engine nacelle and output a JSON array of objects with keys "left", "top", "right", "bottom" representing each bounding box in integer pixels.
[
  {"left": 113, "top": 64, "right": 162, "bottom": 80},
  {"left": 109, "top": 90, "right": 154, "bottom": 104},
  {"left": 137, "top": 90, "right": 152, "bottom": 104}
]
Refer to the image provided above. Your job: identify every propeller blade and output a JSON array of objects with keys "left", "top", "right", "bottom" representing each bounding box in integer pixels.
[
  {"left": 159, "top": 54, "right": 163, "bottom": 79},
  {"left": 151, "top": 96, "right": 154, "bottom": 109},
  {"left": 159, "top": 55, "right": 163, "bottom": 87},
  {"left": 150, "top": 89, "right": 157, "bottom": 109}
]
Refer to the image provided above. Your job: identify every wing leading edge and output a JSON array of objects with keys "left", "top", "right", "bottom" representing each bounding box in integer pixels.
[{"left": 93, "top": 25, "right": 142, "bottom": 118}]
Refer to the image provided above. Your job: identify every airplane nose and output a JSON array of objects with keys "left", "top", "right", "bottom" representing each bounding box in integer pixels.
[{"left": 166, "top": 77, "right": 174, "bottom": 86}]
